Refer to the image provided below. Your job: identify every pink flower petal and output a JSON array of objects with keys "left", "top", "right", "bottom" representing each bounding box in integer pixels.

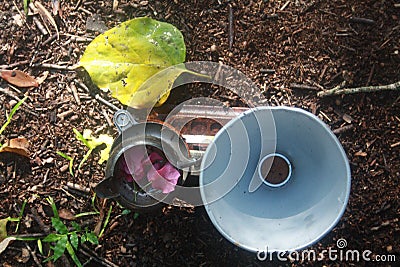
[
  {"left": 147, "top": 163, "right": 181, "bottom": 194},
  {"left": 123, "top": 146, "right": 147, "bottom": 181},
  {"left": 142, "top": 151, "right": 164, "bottom": 169},
  {"left": 158, "top": 163, "right": 181, "bottom": 182}
]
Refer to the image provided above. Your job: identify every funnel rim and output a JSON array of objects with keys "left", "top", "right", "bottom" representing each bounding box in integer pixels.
[{"left": 199, "top": 106, "right": 351, "bottom": 253}]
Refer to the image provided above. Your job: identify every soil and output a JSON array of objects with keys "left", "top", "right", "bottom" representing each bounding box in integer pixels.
[
  {"left": 0, "top": 0, "right": 399, "bottom": 266},
  {"left": 261, "top": 155, "right": 290, "bottom": 185}
]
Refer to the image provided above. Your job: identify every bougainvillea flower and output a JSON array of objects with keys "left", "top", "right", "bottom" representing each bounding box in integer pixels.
[
  {"left": 122, "top": 146, "right": 147, "bottom": 181},
  {"left": 117, "top": 146, "right": 181, "bottom": 193},
  {"left": 147, "top": 162, "right": 181, "bottom": 194}
]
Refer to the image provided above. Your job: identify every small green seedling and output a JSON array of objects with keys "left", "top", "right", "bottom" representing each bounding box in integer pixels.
[
  {"left": 23, "top": 0, "right": 30, "bottom": 14},
  {"left": 56, "top": 151, "right": 74, "bottom": 176},
  {"left": 41, "top": 197, "right": 99, "bottom": 267},
  {"left": 98, "top": 205, "right": 112, "bottom": 238},
  {"left": 0, "top": 199, "right": 27, "bottom": 234},
  {"left": 0, "top": 200, "right": 33, "bottom": 255},
  {"left": 0, "top": 96, "right": 27, "bottom": 147},
  {"left": 14, "top": 199, "right": 27, "bottom": 233},
  {"left": 73, "top": 128, "right": 113, "bottom": 170}
]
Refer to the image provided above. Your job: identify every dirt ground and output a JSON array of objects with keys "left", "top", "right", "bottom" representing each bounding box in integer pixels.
[{"left": 0, "top": 0, "right": 399, "bottom": 266}]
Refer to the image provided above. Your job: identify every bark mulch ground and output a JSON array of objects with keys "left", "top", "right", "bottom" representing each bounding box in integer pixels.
[{"left": 0, "top": 0, "right": 399, "bottom": 266}]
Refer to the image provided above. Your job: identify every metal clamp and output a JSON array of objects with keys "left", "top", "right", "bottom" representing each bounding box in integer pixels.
[{"left": 113, "top": 110, "right": 137, "bottom": 133}]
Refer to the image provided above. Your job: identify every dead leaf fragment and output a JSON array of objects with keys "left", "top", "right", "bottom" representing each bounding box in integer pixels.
[
  {"left": 15, "top": 248, "right": 30, "bottom": 263},
  {"left": 34, "top": 1, "right": 59, "bottom": 38},
  {"left": 354, "top": 151, "right": 367, "bottom": 157},
  {"left": 0, "top": 237, "right": 16, "bottom": 255},
  {"left": 58, "top": 209, "right": 76, "bottom": 221},
  {"left": 0, "top": 137, "right": 30, "bottom": 158},
  {"left": 0, "top": 70, "right": 39, "bottom": 88},
  {"left": 36, "top": 70, "right": 49, "bottom": 84},
  {"left": 342, "top": 113, "right": 353, "bottom": 123}
]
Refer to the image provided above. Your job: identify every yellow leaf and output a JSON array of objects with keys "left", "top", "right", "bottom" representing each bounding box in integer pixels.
[
  {"left": 80, "top": 129, "right": 113, "bottom": 164},
  {"left": 79, "top": 17, "right": 187, "bottom": 108}
]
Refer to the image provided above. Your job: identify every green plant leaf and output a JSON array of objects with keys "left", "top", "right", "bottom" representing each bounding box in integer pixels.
[
  {"left": 74, "top": 128, "right": 113, "bottom": 166},
  {"left": 0, "top": 217, "right": 10, "bottom": 241},
  {"left": 78, "top": 149, "right": 93, "bottom": 170},
  {"left": 46, "top": 196, "right": 59, "bottom": 218},
  {"left": 42, "top": 233, "right": 62, "bottom": 243},
  {"left": 50, "top": 235, "right": 68, "bottom": 262},
  {"left": 14, "top": 199, "right": 27, "bottom": 233},
  {"left": 71, "top": 221, "right": 81, "bottom": 232},
  {"left": 79, "top": 17, "right": 187, "bottom": 108},
  {"left": 0, "top": 95, "right": 27, "bottom": 137},
  {"left": 23, "top": 0, "right": 30, "bottom": 15},
  {"left": 99, "top": 205, "right": 112, "bottom": 238},
  {"left": 84, "top": 232, "right": 98, "bottom": 245},
  {"left": 56, "top": 151, "right": 74, "bottom": 176},
  {"left": 133, "top": 212, "right": 139, "bottom": 220},
  {"left": 121, "top": 209, "right": 131, "bottom": 215},
  {"left": 51, "top": 218, "right": 68, "bottom": 235},
  {"left": 66, "top": 240, "right": 83, "bottom": 267},
  {"left": 70, "top": 232, "right": 79, "bottom": 250},
  {"left": 74, "top": 211, "right": 100, "bottom": 218},
  {"left": 91, "top": 193, "right": 99, "bottom": 213},
  {"left": 73, "top": 128, "right": 90, "bottom": 148},
  {"left": 81, "top": 234, "right": 86, "bottom": 243},
  {"left": 37, "top": 239, "right": 43, "bottom": 255}
]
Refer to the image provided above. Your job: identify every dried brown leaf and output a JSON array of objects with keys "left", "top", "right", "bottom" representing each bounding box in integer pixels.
[
  {"left": 0, "top": 137, "right": 30, "bottom": 158},
  {"left": 34, "top": 1, "right": 59, "bottom": 38},
  {"left": 58, "top": 209, "right": 76, "bottom": 221},
  {"left": 343, "top": 113, "right": 354, "bottom": 123},
  {"left": 15, "top": 248, "right": 30, "bottom": 263},
  {"left": 354, "top": 151, "right": 367, "bottom": 157},
  {"left": 0, "top": 70, "right": 38, "bottom": 88}
]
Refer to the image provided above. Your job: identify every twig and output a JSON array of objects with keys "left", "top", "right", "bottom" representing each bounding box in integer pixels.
[
  {"left": 319, "top": 65, "right": 328, "bottom": 82},
  {"left": 260, "top": 68, "right": 275, "bottom": 74},
  {"left": 74, "top": 80, "right": 119, "bottom": 111},
  {"left": 42, "top": 33, "right": 58, "bottom": 46},
  {"left": 101, "top": 108, "right": 114, "bottom": 127},
  {"left": 12, "top": 0, "right": 31, "bottom": 30},
  {"left": 69, "top": 82, "right": 81, "bottom": 105},
  {"left": 290, "top": 83, "right": 320, "bottom": 91},
  {"left": 333, "top": 125, "right": 354, "bottom": 134},
  {"left": 318, "top": 81, "right": 400, "bottom": 97},
  {"left": 319, "top": 111, "right": 331, "bottom": 122},
  {"left": 0, "top": 88, "right": 38, "bottom": 116},
  {"left": 228, "top": 4, "right": 234, "bottom": 49},
  {"left": 366, "top": 64, "right": 375, "bottom": 86},
  {"left": 265, "top": 14, "right": 279, "bottom": 19},
  {"left": 81, "top": 244, "right": 120, "bottom": 267},
  {"left": 57, "top": 109, "right": 74, "bottom": 120},
  {"left": 25, "top": 244, "right": 43, "bottom": 267},
  {"left": 0, "top": 60, "right": 30, "bottom": 69},
  {"left": 280, "top": 0, "right": 290, "bottom": 11},
  {"left": 66, "top": 182, "right": 90, "bottom": 193},
  {"left": 32, "top": 17, "right": 48, "bottom": 35},
  {"left": 349, "top": 17, "right": 375, "bottom": 25},
  {"left": 30, "top": 207, "right": 50, "bottom": 234},
  {"left": 34, "top": 1, "right": 59, "bottom": 39},
  {"left": 32, "top": 63, "right": 76, "bottom": 70},
  {"left": 390, "top": 141, "right": 400, "bottom": 148}
]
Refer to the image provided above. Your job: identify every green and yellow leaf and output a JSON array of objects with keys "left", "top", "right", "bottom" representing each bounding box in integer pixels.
[{"left": 79, "top": 17, "right": 188, "bottom": 108}]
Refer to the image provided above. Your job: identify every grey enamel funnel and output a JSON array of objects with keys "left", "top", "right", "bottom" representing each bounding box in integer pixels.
[{"left": 199, "top": 106, "right": 351, "bottom": 253}]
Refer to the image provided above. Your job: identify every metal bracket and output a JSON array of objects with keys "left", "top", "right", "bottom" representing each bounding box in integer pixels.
[{"left": 113, "top": 110, "right": 137, "bottom": 133}]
